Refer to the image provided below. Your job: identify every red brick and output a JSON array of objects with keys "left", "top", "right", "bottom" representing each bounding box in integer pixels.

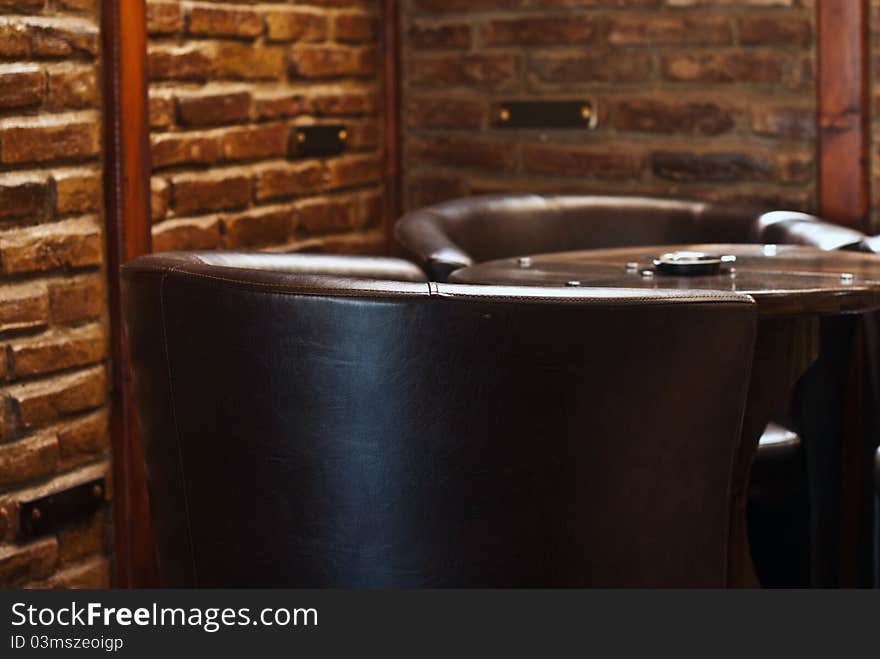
[
  {"left": 409, "top": 136, "right": 515, "bottom": 172},
  {"left": 0, "top": 434, "right": 59, "bottom": 487},
  {"left": 255, "top": 161, "right": 324, "bottom": 201},
  {"left": 523, "top": 144, "right": 644, "bottom": 179},
  {"left": 48, "top": 275, "right": 103, "bottom": 324},
  {"left": 662, "top": 52, "right": 786, "bottom": 83},
  {"left": 215, "top": 42, "right": 286, "bottom": 80},
  {"left": 482, "top": 17, "right": 596, "bottom": 46},
  {"left": 289, "top": 46, "right": 377, "bottom": 78},
  {"left": 409, "top": 54, "right": 519, "bottom": 90},
  {"left": 324, "top": 154, "right": 382, "bottom": 190},
  {"left": 265, "top": 9, "right": 327, "bottom": 42},
  {"left": 187, "top": 5, "right": 263, "bottom": 38},
  {"left": 222, "top": 206, "right": 295, "bottom": 247},
  {"left": 149, "top": 93, "right": 175, "bottom": 129},
  {"left": 0, "top": 17, "right": 98, "bottom": 59},
  {"left": 47, "top": 65, "right": 98, "bottom": 111},
  {"left": 219, "top": 123, "right": 288, "bottom": 162},
  {"left": 0, "top": 217, "right": 101, "bottom": 275},
  {"left": 152, "top": 217, "right": 221, "bottom": 252},
  {"left": 57, "top": 512, "right": 105, "bottom": 566},
  {"left": 10, "top": 324, "right": 104, "bottom": 379},
  {"left": 335, "top": 12, "right": 375, "bottom": 43},
  {"left": 607, "top": 16, "right": 731, "bottom": 45},
  {"left": 739, "top": 16, "right": 811, "bottom": 47},
  {"left": 344, "top": 120, "right": 379, "bottom": 150},
  {"left": 408, "top": 23, "right": 471, "bottom": 50},
  {"left": 171, "top": 171, "right": 252, "bottom": 215},
  {"left": 0, "top": 113, "right": 100, "bottom": 165},
  {"left": 31, "top": 556, "right": 109, "bottom": 589},
  {"left": 312, "top": 89, "right": 376, "bottom": 116},
  {"left": 176, "top": 90, "right": 251, "bottom": 127},
  {"left": 529, "top": 52, "right": 653, "bottom": 85},
  {"left": 53, "top": 168, "right": 101, "bottom": 214},
  {"left": 407, "top": 96, "right": 484, "bottom": 129},
  {"left": 146, "top": 1, "right": 182, "bottom": 35},
  {"left": 0, "top": 174, "right": 50, "bottom": 220},
  {"left": 0, "top": 64, "right": 44, "bottom": 110},
  {"left": 9, "top": 365, "right": 106, "bottom": 428},
  {"left": 254, "top": 91, "right": 311, "bottom": 120},
  {"left": 56, "top": 409, "right": 107, "bottom": 464},
  {"left": 651, "top": 150, "right": 772, "bottom": 182},
  {"left": 148, "top": 43, "right": 214, "bottom": 81},
  {"left": 296, "top": 195, "right": 358, "bottom": 234},
  {"left": 151, "top": 177, "right": 170, "bottom": 222},
  {"left": 751, "top": 106, "right": 816, "bottom": 140},
  {"left": 151, "top": 132, "right": 221, "bottom": 169},
  {"left": 414, "top": 0, "right": 527, "bottom": 9},
  {"left": 0, "top": 537, "right": 58, "bottom": 587},
  {"left": 613, "top": 99, "right": 735, "bottom": 135},
  {"left": 407, "top": 175, "right": 468, "bottom": 208},
  {"left": 0, "top": 282, "right": 49, "bottom": 334}
]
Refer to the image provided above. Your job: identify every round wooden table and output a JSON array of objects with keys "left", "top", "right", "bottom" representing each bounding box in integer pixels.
[{"left": 451, "top": 244, "right": 880, "bottom": 587}]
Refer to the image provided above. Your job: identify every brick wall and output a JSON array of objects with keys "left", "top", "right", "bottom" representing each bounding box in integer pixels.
[
  {"left": 147, "top": 0, "right": 385, "bottom": 254},
  {"left": 0, "top": 1, "right": 110, "bottom": 587},
  {"left": 401, "top": 0, "right": 817, "bottom": 213}
]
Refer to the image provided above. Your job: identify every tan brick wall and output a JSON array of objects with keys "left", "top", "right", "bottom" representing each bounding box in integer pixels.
[
  {"left": 147, "top": 0, "right": 386, "bottom": 254},
  {"left": 0, "top": 1, "right": 110, "bottom": 588},
  {"left": 401, "top": 0, "right": 817, "bottom": 212}
]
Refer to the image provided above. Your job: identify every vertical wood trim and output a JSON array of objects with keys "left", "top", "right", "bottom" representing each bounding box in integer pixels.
[
  {"left": 817, "top": 0, "right": 870, "bottom": 229},
  {"left": 382, "top": 0, "right": 402, "bottom": 253},
  {"left": 102, "top": 0, "right": 156, "bottom": 587}
]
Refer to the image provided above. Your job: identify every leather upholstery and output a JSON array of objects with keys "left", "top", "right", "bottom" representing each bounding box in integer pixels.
[
  {"left": 123, "top": 251, "right": 757, "bottom": 588},
  {"left": 395, "top": 194, "right": 864, "bottom": 282}
]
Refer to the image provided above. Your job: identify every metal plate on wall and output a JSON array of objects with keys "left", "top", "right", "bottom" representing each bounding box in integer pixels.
[
  {"left": 492, "top": 101, "right": 597, "bottom": 129},
  {"left": 291, "top": 124, "right": 349, "bottom": 158},
  {"left": 19, "top": 478, "right": 106, "bottom": 540}
]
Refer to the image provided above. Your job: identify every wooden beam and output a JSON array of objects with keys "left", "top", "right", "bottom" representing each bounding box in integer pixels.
[
  {"left": 382, "top": 0, "right": 402, "bottom": 254},
  {"left": 101, "top": 0, "right": 157, "bottom": 587},
  {"left": 817, "top": 0, "right": 870, "bottom": 230}
]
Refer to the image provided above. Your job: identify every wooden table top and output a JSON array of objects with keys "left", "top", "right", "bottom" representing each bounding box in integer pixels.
[{"left": 448, "top": 244, "right": 880, "bottom": 316}]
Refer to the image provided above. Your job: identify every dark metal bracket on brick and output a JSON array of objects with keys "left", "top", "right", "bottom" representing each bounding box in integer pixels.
[
  {"left": 18, "top": 478, "right": 106, "bottom": 541},
  {"left": 492, "top": 101, "right": 597, "bottom": 130},
  {"left": 291, "top": 124, "right": 349, "bottom": 158}
]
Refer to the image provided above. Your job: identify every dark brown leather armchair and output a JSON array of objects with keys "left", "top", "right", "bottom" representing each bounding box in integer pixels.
[
  {"left": 123, "top": 252, "right": 757, "bottom": 587},
  {"left": 395, "top": 194, "right": 864, "bottom": 282}
]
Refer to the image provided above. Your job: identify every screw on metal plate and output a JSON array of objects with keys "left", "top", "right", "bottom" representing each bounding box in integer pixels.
[
  {"left": 566, "top": 280, "right": 581, "bottom": 287},
  {"left": 518, "top": 256, "right": 532, "bottom": 268},
  {"left": 729, "top": 267, "right": 737, "bottom": 277},
  {"left": 641, "top": 269, "right": 654, "bottom": 278},
  {"left": 625, "top": 261, "right": 639, "bottom": 272},
  {"left": 840, "top": 273, "right": 854, "bottom": 284}
]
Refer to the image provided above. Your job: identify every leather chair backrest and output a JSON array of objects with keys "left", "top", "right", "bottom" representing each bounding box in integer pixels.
[
  {"left": 123, "top": 252, "right": 757, "bottom": 587},
  {"left": 395, "top": 194, "right": 864, "bottom": 281}
]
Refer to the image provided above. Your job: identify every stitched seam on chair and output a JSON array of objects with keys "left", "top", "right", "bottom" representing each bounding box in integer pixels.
[
  {"left": 160, "top": 269, "right": 432, "bottom": 297},
  {"left": 159, "top": 269, "right": 200, "bottom": 586},
  {"left": 432, "top": 292, "right": 755, "bottom": 305}
]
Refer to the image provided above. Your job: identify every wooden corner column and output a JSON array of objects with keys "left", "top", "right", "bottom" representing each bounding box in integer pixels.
[
  {"left": 382, "top": 0, "right": 401, "bottom": 253},
  {"left": 102, "top": 0, "right": 157, "bottom": 587},
  {"left": 817, "top": 0, "right": 870, "bottom": 230}
]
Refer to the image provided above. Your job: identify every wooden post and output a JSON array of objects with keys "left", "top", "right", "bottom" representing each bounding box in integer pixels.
[
  {"left": 817, "top": 0, "right": 870, "bottom": 230},
  {"left": 101, "top": 0, "right": 157, "bottom": 587},
  {"left": 383, "top": 0, "right": 402, "bottom": 253}
]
